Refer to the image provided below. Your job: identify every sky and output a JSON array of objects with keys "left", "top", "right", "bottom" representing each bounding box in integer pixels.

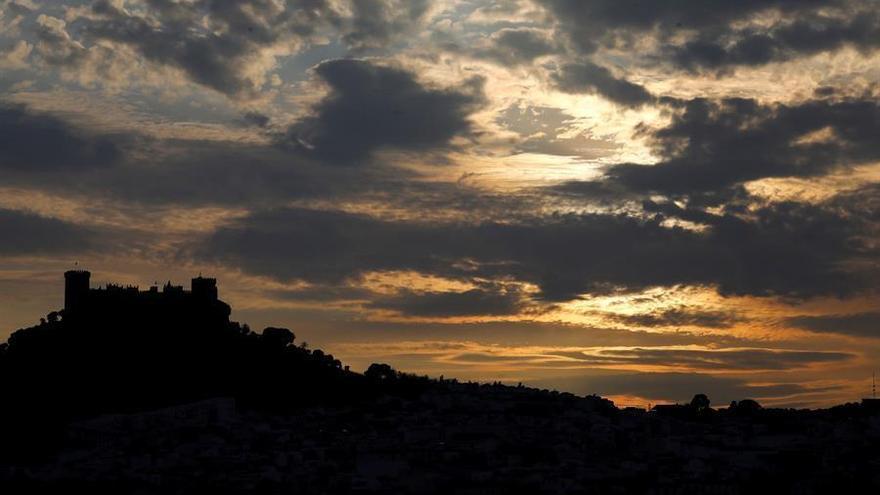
[{"left": 2, "top": 0, "right": 880, "bottom": 408}]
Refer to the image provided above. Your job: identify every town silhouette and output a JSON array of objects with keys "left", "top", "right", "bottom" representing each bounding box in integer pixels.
[{"left": 2, "top": 272, "right": 880, "bottom": 493}]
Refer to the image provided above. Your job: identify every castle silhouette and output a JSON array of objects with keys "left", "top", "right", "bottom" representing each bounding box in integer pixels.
[{"left": 62, "top": 270, "right": 231, "bottom": 327}]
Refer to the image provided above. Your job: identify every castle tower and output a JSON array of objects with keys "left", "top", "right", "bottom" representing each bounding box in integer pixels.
[
  {"left": 191, "top": 276, "right": 218, "bottom": 301},
  {"left": 64, "top": 270, "right": 91, "bottom": 312}
]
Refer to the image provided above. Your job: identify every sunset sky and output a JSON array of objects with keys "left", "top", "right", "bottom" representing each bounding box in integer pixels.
[{"left": 2, "top": 0, "right": 880, "bottom": 408}]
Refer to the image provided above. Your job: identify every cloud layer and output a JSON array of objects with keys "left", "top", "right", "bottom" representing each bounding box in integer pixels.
[{"left": 284, "top": 59, "right": 485, "bottom": 163}]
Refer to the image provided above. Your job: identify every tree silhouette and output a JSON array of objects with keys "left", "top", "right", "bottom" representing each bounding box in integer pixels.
[
  {"left": 690, "top": 394, "right": 711, "bottom": 413},
  {"left": 262, "top": 327, "right": 295, "bottom": 347},
  {"left": 365, "top": 363, "right": 397, "bottom": 382},
  {"left": 730, "top": 399, "right": 762, "bottom": 415}
]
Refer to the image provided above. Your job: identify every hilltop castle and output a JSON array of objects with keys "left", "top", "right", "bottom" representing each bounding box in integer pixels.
[{"left": 63, "top": 270, "right": 231, "bottom": 325}]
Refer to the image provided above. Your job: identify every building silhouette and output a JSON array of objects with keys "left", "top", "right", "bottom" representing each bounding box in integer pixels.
[
  {"left": 62, "top": 270, "right": 231, "bottom": 326},
  {"left": 64, "top": 270, "right": 91, "bottom": 312}
]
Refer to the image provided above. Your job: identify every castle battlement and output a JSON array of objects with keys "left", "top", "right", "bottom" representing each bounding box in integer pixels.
[{"left": 63, "top": 271, "right": 229, "bottom": 323}]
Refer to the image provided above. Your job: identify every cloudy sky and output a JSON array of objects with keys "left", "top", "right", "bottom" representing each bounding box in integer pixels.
[{"left": 2, "top": 0, "right": 880, "bottom": 408}]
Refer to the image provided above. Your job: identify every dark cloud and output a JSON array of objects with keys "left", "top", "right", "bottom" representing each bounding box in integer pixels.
[
  {"left": 550, "top": 347, "right": 853, "bottom": 371},
  {"left": 368, "top": 285, "right": 530, "bottom": 317},
  {"left": 198, "top": 207, "right": 455, "bottom": 284},
  {"left": 787, "top": 312, "right": 880, "bottom": 339},
  {"left": 830, "top": 183, "right": 880, "bottom": 223},
  {"left": 5, "top": 0, "right": 35, "bottom": 16},
  {"left": 0, "top": 208, "right": 94, "bottom": 256},
  {"left": 608, "top": 307, "right": 744, "bottom": 329},
  {"left": 269, "top": 285, "right": 374, "bottom": 303},
  {"left": 640, "top": 197, "right": 733, "bottom": 225},
  {"left": 660, "top": 198, "right": 876, "bottom": 299},
  {"left": 537, "top": 0, "right": 832, "bottom": 38},
  {"left": 605, "top": 97, "right": 880, "bottom": 194},
  {"left": 242, "top": 111, "right": 270, "bottom": 128},
  {"left": 670, "top": 11, "right": 880, "bottom": 72},
  {"left": 548, "top": 179, "right": 636, "bottom": 203},
  {"left": 475, "top": 28, "right": 558, "bottom": 66},
  {"left": 0, "top": 103, "right": 128, "bottom": 171},
  {"left": 0, "top": 105, "right": 519, "bottom": 212},
  {"left": 284, "top": 59, "right": 485, "bottom": 164},
  {"left": 199, "top": 206, "right": 711, "bottom": 300},
  {"left": 198, "top": 187, "right": 877, "bottom": 302},
  {"left": 537, "top": 0, "right": 876, "bottom": 72},
  {"left": 535, "top": 0, "right": 818, "bottom": 55},
  {"left": 0, "top": 101, "right": 447, "bottom": 207},
  {"left": 343, "top": 0, "right": 431, "bottom": 52},
  {"left": 552, "top": 62, "right": 653, "bottom": 107},
  {"left": 0, "top": 136, "right": 331, "bottom": 205}
]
